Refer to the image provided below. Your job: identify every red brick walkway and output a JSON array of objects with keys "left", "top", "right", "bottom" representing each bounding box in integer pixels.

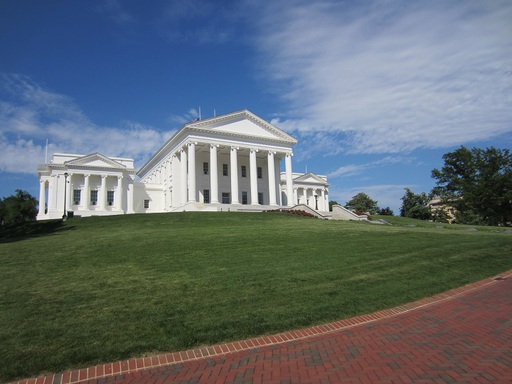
[{"left": 13, "top": 272, "right": 512, "bottom": 384}]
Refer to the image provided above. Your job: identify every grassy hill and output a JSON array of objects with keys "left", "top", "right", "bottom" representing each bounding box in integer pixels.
[{"left": 1, "top": 212, "right": 511, "bottom": 381}]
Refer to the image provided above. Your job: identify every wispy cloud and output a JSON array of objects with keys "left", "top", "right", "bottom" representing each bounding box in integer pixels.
[
  {"left": 167, "top": 108, "right": 200, "bottom": 125},
  {"left": 327, "top": 156, "right": 413, "bottom": 179},
  {"left": 257, "top": 0, "right": 512, "bottom": 154},
  {"left": 0, "top": 74, "right": 173, "bottom": 174},
  {"left": 96, "top": 0, "right": 135, "bottom": 25},
  {"left": 155, "top": 0, "right": 254, "bottom": 44}
]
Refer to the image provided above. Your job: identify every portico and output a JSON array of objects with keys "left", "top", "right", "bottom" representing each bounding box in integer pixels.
[
  {"left": 137, "top": 110, "right": 300, "bottom": 212},
  {"left": 286, "top": 172, "right": 329, "bottom": 212},
  {"left": 37, "top": 153, "right": 135, "bottom": 220}
]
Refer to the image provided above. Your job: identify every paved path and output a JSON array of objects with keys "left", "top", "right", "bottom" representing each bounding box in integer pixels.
[{"left": 14, "top": 272, "right": 512, "bottom": 384}]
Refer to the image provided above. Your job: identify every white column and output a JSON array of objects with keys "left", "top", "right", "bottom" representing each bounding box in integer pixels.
[
  {"left": 325, "top": 189, "right": 329, "bottom": 212},
  {"left": 293, "top": 187, "right": 298, "bottom": 206},
  {"left": 127, "top": 177, "right": 134, "bottom": 213},
  {"left": 49, "top": 175, "right": 56, "bottom": 211},
  {"left": 38, "top": 179, "right": 46, "bottom": 216},
  {"left": 166, "top": 159, "right": 172, "bottom": 185},
  {"left": 100, "top": 175, "right": 107, "bottom": 210},
  {"left": 267, "top": 151, "right": 277, "bottom": 206},
  {"left": 250, "top": 149, "right": 259, "bottom": 205},
  {"left": 230, "top": 146, "right": 240, "bottom": 204},
  {"left": 285, "top": 153, "right": 294, "bottom": 207},
  {"left": 117, "top": 176, "right": 124, "bottom": 211},
  {"left": 83, "top": 174, "right": 90, "bottom": 210},
  {"left": 188, "top": 142, "right": 196, "bottom": 202},
  {"left": 210, "top": 144, "right": 219, "bottom": 203},
  {"left": 180, "top": 148, "right": 187, "bottom": 204},
  {"left": 321, "top": 188, "right": 326, "bottom": 211},
  {"left": 171, "top": 154, "right": 177, "bottom": 208},
  {"left": 66, "top": 173, "right": 73, "bottom": 210}
]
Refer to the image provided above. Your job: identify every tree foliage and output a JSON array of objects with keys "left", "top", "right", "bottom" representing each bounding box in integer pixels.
[
  {"left": 432, "top": 146, "right": 512, "bottom": 226},
  {"left": 400, "top": 188, "right": 431, "bottom": 220},
  {"left": 0, "top": 190, "right": 38, "bottom": 225},
  {"left": 378, "top": 207, "right": 394, "bottom": 216},
  {"left": 345, "top": 192, "right": 379, "bottom": 214}
]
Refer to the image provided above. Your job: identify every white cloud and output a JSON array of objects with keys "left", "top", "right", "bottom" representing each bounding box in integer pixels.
[
  {"left": 258, "top": 0, "right": 512, "bottom": 154},
  {"left": 155, "top": 0, "right": 254, "bottom": 44},
  {"left": 327, "top": 156, "right": 413, "bottom": 179},
  {"left": 0, "top": 74, "right": 173, "bottom": 174},
  {"left": 167, "top": 108, "right": 200, "bottom": 125},
  {"left": 96, "top": 0, "right": 135, "bottom": 25}
]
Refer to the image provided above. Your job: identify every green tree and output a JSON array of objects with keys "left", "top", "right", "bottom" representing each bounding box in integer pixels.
[
  {"left": 432, "top": 146, "right": 512, "bottom": 226},
  {"left": 400, "top": 188, "right": 431, "bottom": 220},
  {"left": 378, "top": 207, "right": 394, "bottom": 216},
  {"left": 0, "top": 190, "right": 38, "bottom": 225},
  {"left": 345, "top": 193, "right": 379, "bottom": 214}
]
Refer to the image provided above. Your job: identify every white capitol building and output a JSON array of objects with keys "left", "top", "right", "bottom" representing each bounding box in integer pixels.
[{"left": 36, "top": 110, "right": 332, "bottom": 220}]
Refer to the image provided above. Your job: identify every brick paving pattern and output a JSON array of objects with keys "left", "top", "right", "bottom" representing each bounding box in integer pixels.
[{"left": 12, "top": 272, "right": 512, "bottom": 384}]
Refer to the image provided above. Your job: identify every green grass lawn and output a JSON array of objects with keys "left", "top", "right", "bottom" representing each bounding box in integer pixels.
[{"left": 1, "top": 212, "right": 511, "bottom": 381}]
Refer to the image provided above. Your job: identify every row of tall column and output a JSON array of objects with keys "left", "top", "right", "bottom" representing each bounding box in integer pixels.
[
  {"left": 294, "top": 186, "right": 329, "bottom": 211},
  {"left": 171, "top": 143, "right": 293, "bottom": 207},
  {"left": 38, "top": 173, "right": 133, "bottom": 216}
]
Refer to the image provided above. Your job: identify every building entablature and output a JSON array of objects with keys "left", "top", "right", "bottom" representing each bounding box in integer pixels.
[{"left": 137, "top": 109, "right": 296, "bottom": 179}]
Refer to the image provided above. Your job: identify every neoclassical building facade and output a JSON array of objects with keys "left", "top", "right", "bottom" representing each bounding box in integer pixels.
[{"left": 37, "top": 110, "right": 329, "bottom": 220}]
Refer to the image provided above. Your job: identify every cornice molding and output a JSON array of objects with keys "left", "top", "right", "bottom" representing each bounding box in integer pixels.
[{"left": 65, "top": 153, "right": 130, "bottom": 170}]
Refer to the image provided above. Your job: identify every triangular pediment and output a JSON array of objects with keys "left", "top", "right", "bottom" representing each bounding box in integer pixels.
[
  {"left": 187, "top": 110, "right": 297, "bottom": 143},
  {"left": 65, "top": 153, "right": 126, "bottom": 169},
  {"left": 294, "top": 172, "right": 328, "bottom": 185}
]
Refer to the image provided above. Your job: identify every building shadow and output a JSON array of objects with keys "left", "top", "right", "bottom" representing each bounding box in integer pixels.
[{"left": 0, "top": 219, "right": 75, "bottom": 243}]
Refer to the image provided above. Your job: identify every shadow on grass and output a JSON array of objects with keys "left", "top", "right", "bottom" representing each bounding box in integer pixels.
[{"left": 0, "top": 219, "right": 75, "bottom": 243}]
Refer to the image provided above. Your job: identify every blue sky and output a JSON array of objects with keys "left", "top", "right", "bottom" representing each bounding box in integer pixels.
[{"left": 1, "top": 0, "right": 511, "bottom": 213}]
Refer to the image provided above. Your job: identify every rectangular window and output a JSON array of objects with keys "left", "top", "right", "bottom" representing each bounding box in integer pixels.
[
  {"left": 241, "top": 165, "right": 247, "bottom": 178},
  {"left": 222, "top": 192, "right": 230, "bottom": 204},
  {"left": 204, "top": 189, "right": 210, "bottom": 204},
  {"left": 258, "top": 192, "right": 264, "bottom": 205},
  {"left": 223, "top": 163, "right": 228, "bottom": 176},
  {"left": 107, "top": 191, "right": 114, "bottom": 206},
  {"left": 73, "top": 189, "right": 81, "bottom": 205},
  {"left": 90, "top": 190, "right": 98, "bottom": 206},
  {"left": 257, "top": 166, "right": 262, "bottom": 179},
  {"left": 203, "top": 162, "right": 209, "bottom": 175},
  {"left": 144, "top": 199, "right": 150, "bottom": 209},
  {"left": 242, "top": 191, "right": 248, "bottom": 205}
]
